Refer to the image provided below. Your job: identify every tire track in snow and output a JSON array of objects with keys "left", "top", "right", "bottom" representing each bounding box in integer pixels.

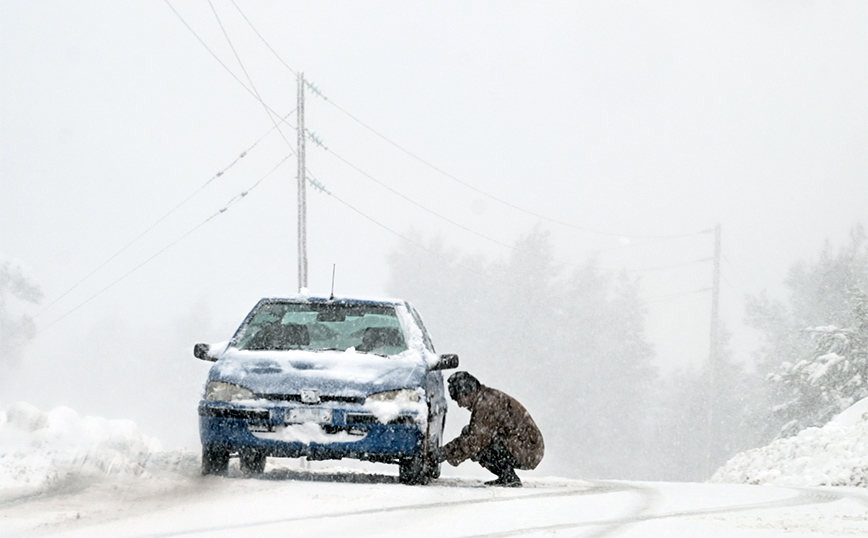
[
  {"left": 124, "top": 481, "right": 610, "bottom": 538},
  {"left": 572, "top": 481, "right": 661, "bottom": 538},
  {"left": 456, "top": 484, "right": 844, "bottom": 537},
  {"left": 825, "top": 488, "right": 868, "bottom": 509}
]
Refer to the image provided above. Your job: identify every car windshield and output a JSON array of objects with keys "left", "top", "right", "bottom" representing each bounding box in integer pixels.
[{"left": 233, "top": 302, "right": 408, "bottom": 356}]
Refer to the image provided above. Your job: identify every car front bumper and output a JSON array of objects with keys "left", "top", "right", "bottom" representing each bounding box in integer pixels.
[{"left": 198, "top": 401, "right": 426, "bottom": 463}]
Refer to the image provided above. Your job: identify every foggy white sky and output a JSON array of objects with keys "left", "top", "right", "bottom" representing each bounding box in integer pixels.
[{"left": 1, "top": 1, "right": 866, "bottom": 447}]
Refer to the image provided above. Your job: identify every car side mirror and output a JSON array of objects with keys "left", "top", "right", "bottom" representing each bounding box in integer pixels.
[
  {"left": 194, "top": 343, "right": 217, "bottom": 362},
  {"left": 431, "top": 353, "right": 459, "bottom": 371}
]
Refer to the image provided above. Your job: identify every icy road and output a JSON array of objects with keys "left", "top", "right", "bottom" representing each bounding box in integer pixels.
[{"left": 3, "top": 463, "right": 868, "bottom": 538}]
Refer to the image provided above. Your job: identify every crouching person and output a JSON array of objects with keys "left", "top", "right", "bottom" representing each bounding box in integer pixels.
[{"left": 434, "top": 371, "right": 544, "bottom": 487}]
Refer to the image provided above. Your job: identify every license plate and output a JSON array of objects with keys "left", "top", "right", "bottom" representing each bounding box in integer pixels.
[
  {"left": 288, "top": 407, "right": 332, "bottom": 424},
  {"left": 248, "top": 423, "right": 275, "bottom": 433}
]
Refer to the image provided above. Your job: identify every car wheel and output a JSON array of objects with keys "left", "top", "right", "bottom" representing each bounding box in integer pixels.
[
  {"left": 428, "top": 415, "right": 446, "bottom": 480},
  {"left": 400, "top": 412, "right": 444, "bottom": 485},
  {"left": 399, "top": 453, "right": 429, "bottom": 485},
  {"left": 239, "top": 449, "right": 266, "bottom": 475},
  {"left": 201, "top": 444, "right": 230, "bottom": 476}
]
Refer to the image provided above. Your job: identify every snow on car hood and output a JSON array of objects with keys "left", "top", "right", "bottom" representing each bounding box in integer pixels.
[{"left": 208, "top": 347, "right": 428, "bottom": 399}]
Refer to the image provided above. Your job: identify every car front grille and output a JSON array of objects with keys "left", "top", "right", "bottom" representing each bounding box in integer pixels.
[
  {"left": 199, "top": 405, "right": 269, "bottom": 420},
  {"left": 345, "top": 414, "right": 416, "bottom": 426},
  {"left": 258, "top": 394, "right": 365, "bottom": 405}
]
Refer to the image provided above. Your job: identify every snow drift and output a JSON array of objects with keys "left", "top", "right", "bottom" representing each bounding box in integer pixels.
[
  {"left": 0, "top": 402, "right": 196, "bottom": 502},
  {"left": 712, "top": 397, "right": 868, "bottom": 487}
]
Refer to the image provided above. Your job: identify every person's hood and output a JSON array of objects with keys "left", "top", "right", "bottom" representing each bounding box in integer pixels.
[{"left": 207, "top": 348, "right": 428, "bottom": 399}]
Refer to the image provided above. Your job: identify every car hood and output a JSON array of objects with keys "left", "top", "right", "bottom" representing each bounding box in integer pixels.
[{"left": 208, "top": 348, "right": 428, "bottom": 399}]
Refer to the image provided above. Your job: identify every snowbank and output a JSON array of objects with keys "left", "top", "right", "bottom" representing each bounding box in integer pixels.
[
  {"left": 0, "top": 402, "right": 196, "bottom": 501},
  {"left": 711, "top": 398, "right": 868, "bottom": 487}
]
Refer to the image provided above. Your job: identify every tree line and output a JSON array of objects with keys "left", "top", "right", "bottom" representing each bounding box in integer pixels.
[{"left": 385, "top": 224, "right": 868, "bottom": 480}]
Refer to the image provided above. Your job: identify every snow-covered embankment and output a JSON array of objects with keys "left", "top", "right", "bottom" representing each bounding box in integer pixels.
[
  {"left": 712, "top": 398, "right": 868, "bottom": 487},
  {"left": 0, "top": 401, "right": 195, "bottom": 502}
]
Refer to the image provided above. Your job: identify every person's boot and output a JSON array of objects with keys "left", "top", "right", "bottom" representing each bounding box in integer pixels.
[{"left": 484, "top": 468, "right": 521, "bottom": 487}]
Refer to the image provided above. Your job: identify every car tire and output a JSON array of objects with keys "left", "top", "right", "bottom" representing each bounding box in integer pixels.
[
  {"left": 428, "top": 415, "right": 446, "bottom": 480},
  {"left": 400, "top": 412, "right": 444, "bottom": 485},
  {"left": 239, "top": 449, "right": 266, "bottom": 475},
  {"left": 399, "top": 453, "right": 429, "bottom": 485},
  {"left": 201, "top": 444, "right": 230, "bottom": 476}
]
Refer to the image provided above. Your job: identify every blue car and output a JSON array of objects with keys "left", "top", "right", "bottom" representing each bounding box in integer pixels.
[{"left": 194, "top": 296, "right": 458, "bottom": 484}]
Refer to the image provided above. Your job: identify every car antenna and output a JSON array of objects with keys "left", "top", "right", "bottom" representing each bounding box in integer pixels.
[{"left": 329, "top": 264, "right": 336, "bottom": 300}]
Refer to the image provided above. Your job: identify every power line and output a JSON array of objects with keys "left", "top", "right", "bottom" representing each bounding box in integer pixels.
[
  {"left": 720, "top": 273, "right": 739, "bottom": 297},
  {"left": 163, "top": 0, "right": 286, "bottom": 122},
  {"left": 645, "top": 288, "right": 712, "bottom": 305},
  {"left": 321, "top": 88, "right": 707, "bottom": 240},
  {"left": 315, "top": 181, "right": 511, "bottom": 287},
  {"left": 230, "top": 0, "right": 297, "bottom": 77},
  {"left": 37, "top": 154, "right": 293, "bottom": 334},
  {"left": 323, "top": 142, "right": 675, "bottom": 273},
  {"left": 624, "top": 257, "right": 713, "bottom": 274},
  {"left": 225, "top": 1, "right": 702, "bottom": 242},
  {"left": 722, "top": 253, "right": 753, "bottom": 295},
  {"left": 311, "top": 168, "right": 711, "bottom": 296},
  {"left": 589, "top": 230, "right": 715, "bottom": 257},
  {"left": 166, "top": 2, "right": 723, "bottom": 309},
  {"left": 33, "top": 115, "right": 292, "bottom": 319},
  {"left": 317, "top": 134, "right": 714, "bottom": 275},
  {"left": 170, "top": 1, "right": 712, "bottom": 275},
  {"left": 207, "top": 0, "right": 294, "bottom": 151},
  {"left": 319, "top": 138, "right": 716, "bottom": 274},
  {"left": 324, "top": 146, "right": 554, "bottom": 261},
  {"left": 325, "top": 97, "right": 707, "bottom": 241}
]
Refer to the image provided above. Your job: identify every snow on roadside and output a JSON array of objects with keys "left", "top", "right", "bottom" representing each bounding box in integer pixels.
[
  {"left": 0, "top": 402, "right": 197, "bottom": 502},
  {"left": 6, "top": 395, "right": 868, "bottom": 506},
  {"left": 711, "top": 397, "right": 868, "bottom": 487}
]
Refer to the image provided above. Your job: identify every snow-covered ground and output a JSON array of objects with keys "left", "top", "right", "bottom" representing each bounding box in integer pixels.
[{"left": 1, "top": 401, "right": 867, "bottom": 537}]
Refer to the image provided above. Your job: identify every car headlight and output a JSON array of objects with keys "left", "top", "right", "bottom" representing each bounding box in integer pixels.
[
  {"left": 205, "top": 381, "right": 255, "bottom": 402},
  {"left": 365, "top": 388, "right": 422, "bottom": 404}
]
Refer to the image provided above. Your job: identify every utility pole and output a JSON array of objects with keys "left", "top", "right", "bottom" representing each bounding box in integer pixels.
[
  {"left": 710, "top": 224, "right": 722, "bottom": 373},
  {"left": 707, "top": 223, "right": 722, "bottom": 475},
  {"left": 297, "top": 72, "right": 308, "bottom": 292}
]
